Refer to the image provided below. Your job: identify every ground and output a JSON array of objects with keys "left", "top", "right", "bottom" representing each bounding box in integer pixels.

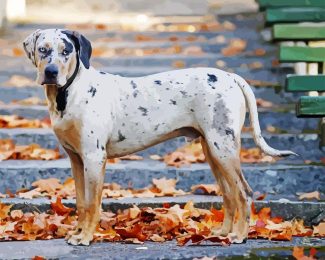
[{"left": 0, "top": 238, "right": 324, "bottom": 259}]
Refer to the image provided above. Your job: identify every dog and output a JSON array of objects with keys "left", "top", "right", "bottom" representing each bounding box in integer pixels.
[{"left": 23, "top": 29, "right": 296, "bottom": 245}]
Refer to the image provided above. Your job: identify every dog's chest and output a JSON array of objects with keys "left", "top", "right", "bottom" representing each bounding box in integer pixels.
[{"left": 51, "top": 113, "right": 82, "bottom": 152}]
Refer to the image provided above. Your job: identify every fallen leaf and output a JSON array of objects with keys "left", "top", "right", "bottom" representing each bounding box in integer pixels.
[
  {"left": 0, "top": 115, "right": 50, "bottom": 128},
  {"left": 18, "top": 189, "right": 42, "bottom": 199},
  {"left": 172, "top": 60, "right": 186, "bottom": 68},
  {"left": 313, "top": 222, "right": 325, "bottom": 236},
  {"left": 0, "top": 139, "right": 61, "bottom": 161},
  {"left": 191, "top": 184, "right": 221, "bottom": 195},
  {"left": 32, "top": 178, "right": 63, "bottom": 194},
  {"left": 3, "top": 75, "right": 35, "bottom": 87},
  {"left": 11, "top": 97, "right": 47, "bottom": 106},
  {"left": 221, "top": 38, "right": 247, "bottom": 56},
  {"left": 299, "top": 191, "right": 320, "bottom": 201},
  {"left": 50, "top": 197, "right": 74, "bottom": 216},
  {"left": 256, "top": 98, "right": 273, "bottom": 108}
]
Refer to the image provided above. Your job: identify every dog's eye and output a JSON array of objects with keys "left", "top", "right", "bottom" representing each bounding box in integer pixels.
[
  {"left": 38, "top": 47, "right": 46, "bottom": 53},
  {"left": 62, "top": 49, "right": 69, "bottom": 56}
]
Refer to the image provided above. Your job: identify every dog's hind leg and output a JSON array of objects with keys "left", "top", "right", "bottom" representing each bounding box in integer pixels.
[
  {"left": 201, "top": 132, "right": 252, "bottom": 243},
  {"left": 67, "top": 150, "right": 107, "bottom": 246},
  {"left": 201, "top": 137, "right": 235, "bottom": 235},
  {"left": 64, "top": 148, "right": 85, "bottom": 239}
]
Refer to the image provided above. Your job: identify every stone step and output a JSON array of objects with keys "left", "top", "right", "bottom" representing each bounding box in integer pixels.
[
  {"left": 2, "top": 195, "right": 325, "bottom": 225},
  {"left": 1, "top": 238, "right": 325, "bottom": 260},
  {"left": 0, "top": 159, "right": 324, "bottom": 196},
  {"left": 0, "top": 54, "right": 279, "bottom": 72},
  {"left": 9, "top": 23, "right": 263, "bottom": 42},
  {"left": 0, "top": 128, "right": 321, "bottom": 159},
  {"left": 0, "top": 105, "right": 319, "bottom": 133}
]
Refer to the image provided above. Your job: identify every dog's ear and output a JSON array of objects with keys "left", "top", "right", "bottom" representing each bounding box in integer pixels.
[
  {"left": 23, "top": 29, "right": 42, "bottom": 67},
  {"left": 62, "top": 30, "right": 92, "bottom": 69}
]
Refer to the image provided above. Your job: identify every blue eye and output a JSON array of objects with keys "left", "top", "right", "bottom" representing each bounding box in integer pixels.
[{"left": 38, "top": 47, "right": 46, "bottom": 53}]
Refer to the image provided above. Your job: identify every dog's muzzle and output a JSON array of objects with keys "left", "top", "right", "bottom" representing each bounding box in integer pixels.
[{"left": 43, "top": 64, "right": 59, "bottom": 85}]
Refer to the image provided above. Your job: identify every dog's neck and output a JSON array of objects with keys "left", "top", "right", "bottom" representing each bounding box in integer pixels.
[{"left": 45, "top": 56, "right": 80, "bottom": 118}]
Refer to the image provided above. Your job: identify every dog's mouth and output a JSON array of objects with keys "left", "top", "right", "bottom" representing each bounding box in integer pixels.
[{"left": 41, "top": 79, "right": 60, "bottom": 86}]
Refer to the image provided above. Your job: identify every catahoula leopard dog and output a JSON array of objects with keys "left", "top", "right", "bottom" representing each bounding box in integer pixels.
[{"left": 23, "top": 29, "right": 296, "bottom": 246}]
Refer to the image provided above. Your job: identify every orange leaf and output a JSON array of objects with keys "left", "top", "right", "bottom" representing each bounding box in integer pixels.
[
  {"left": 115, "top": 223, "right": 147, "bottom": 241},
  {"left": 0, "top": 203, "right": 12, "bottom": 220},
  {"left": 299, "top": 191, "right": 320, "bottom": 201},
  {"left": 191, "top": 184, "right": 221, "bottom": 195},
  {"left": 293, "top": 247, "right": 305, "bottom": 260},
  {"left": 32, "top": 178, "right": 63, "bottom": 193},
  {"left": 50, "top": 197, "right": 73, "bottom": 216}
]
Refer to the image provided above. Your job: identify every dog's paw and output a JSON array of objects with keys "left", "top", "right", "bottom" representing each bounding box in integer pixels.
[
  {"left": 67, "top": 232, "right": 93, "bottom": 246},
  {"left": 211, "top": 228, "right": 230, "bottom": 238},
  {"left": 65, "top": 227, "right": 82, "bottom": 240},
  {"left": 227, "top": 232, "right": 247, "bottom": 244}
]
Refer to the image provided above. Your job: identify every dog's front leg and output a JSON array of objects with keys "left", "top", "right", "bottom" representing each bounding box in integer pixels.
[
  {"left": 67, "top": 149, "right": 106, "bottom": 246},
  {"left": 64, "top": 148, "right": 86, "bottom": 240}
]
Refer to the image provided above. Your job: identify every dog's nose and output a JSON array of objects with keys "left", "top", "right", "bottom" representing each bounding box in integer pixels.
[{"left": 44, "top": 64, "right": 58, "bottom": 79}]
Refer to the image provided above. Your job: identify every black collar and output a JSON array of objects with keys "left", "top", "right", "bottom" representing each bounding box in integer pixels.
[{"left": 56, "top": 53, "right": 80, "bottom": 113}]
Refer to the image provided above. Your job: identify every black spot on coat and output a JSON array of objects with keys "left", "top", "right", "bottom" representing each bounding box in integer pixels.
[
  {"left": 138, "top": 106, "right": 148, "bottom": 116},
  {"left": 225, "top": 128, "right": 235, "bottom": 141},
  {"left": 154, "top": 80, "right": 162, "bottom": 85},
  {"left": 117, "top": 130, "right": 126, "bottom": 142},
  {"left": 170, "top": 99, "right": 177, "bottom": 105},
  {"left": 88, "top": 86, "right": 97, "bottom": 97},
  {"left": 130, "top": 81, "right": 137, "bottom": 89}
]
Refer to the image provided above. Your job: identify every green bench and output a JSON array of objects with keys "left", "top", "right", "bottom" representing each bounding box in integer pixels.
[
  {"left": 256, "top": 0, "right": 325, "bottom": 148},
  {"left": 273, "top": 23, "right": 325, "bottom": 40},
  {"left": 266, "top": 7, "right": 325, "bottom": 24},
  {"left": 257, "top": 0, "right": 325, "bottom": 10},
  {"left": 256, "top": 0, "right": 325, "bottom": 24},
  {"left": 278, "top": 41, "right": 325, "bottom": 148}
]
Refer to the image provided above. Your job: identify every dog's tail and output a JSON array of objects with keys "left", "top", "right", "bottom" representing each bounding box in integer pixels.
[{"left": 235, "top": 75, "right": 298, "bottom": 157}]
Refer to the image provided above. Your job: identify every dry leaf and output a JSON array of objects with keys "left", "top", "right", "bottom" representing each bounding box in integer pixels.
[
  {"left": 299, "top": 191, "right": 320, "bottom": 201},
  {"left": 172, "top": 60, "right": 186, "bottom": 68},
  {"left": 12, "top": 97, "right": 47, "bottom": 106},
  {"left": 221, "top": 39, "right": 247, "bottom": 56},
  {"left": 256, "top": 98, "right": 273, "bottom": 108},
  {"left": 313, "top": 222, "right": 325, "bottom": 236},
  {"left": 3, "top": 75, "right": 35, "bottom": 87},
  {"left": 0, "top": 139, "right": 61, "bottom": 161},
  {"left": 50, "top": 197, "right": 74, "bottom": 216},
  {"left": 191, "top": 184, "right": 221, "bottom": 195},
  {"left": 0, "top": 115, "right": 50, "bottom": 128}
]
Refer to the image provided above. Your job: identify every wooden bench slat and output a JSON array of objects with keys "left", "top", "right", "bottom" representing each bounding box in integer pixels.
[
  {"left": 296, "top": 96, "right": 325, "bottom": 117},
  {"left": 286, "top": 75, "right": 325, "bottom": 92},
  {"left": 257, "top": 0, "right": 325, "bottom": 9},
  {"left": 266, "top": 7, "right": 325, "bottom": 23},
  {"left": 273, "top": 23, "right": 325, "bottom": 40},
  {"left": 280, "top": 46, "right": 325, "bottom": 62}
]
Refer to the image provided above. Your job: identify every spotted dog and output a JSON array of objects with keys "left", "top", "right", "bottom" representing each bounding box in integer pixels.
[{"left": 23, "top": 29, "right": 296, "bottom": 246}]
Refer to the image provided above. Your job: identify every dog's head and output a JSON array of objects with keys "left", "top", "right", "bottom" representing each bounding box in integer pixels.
[{"left": 23, "top": 29, "right": 92, "bottom": 87}]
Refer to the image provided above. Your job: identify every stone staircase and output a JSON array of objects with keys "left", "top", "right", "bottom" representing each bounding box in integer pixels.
[{"left": 0, "top": 12, "right": 324, "bottom": 228}]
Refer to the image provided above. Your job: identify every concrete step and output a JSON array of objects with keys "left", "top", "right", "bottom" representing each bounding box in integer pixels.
[
  {"left": 1, "top": 238, "right": 324, "bottom": 260},
  {"left": 8, "top": 22, "right": 264, "bottom": 43},
  {"left": 0, "top": 159, "right": 324, "bottom": 196},
  {"left": 0, "top": 105, "right": 319, "bottom": 133},
  {"left": 2, "top": 195, "right": 324, "bottom": 225},
  {"left": 0, "top": 54, "right": 280, "bottom": 73},
  {"left": 0, "top": 128, "right": 321, "bottom": 159}
]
